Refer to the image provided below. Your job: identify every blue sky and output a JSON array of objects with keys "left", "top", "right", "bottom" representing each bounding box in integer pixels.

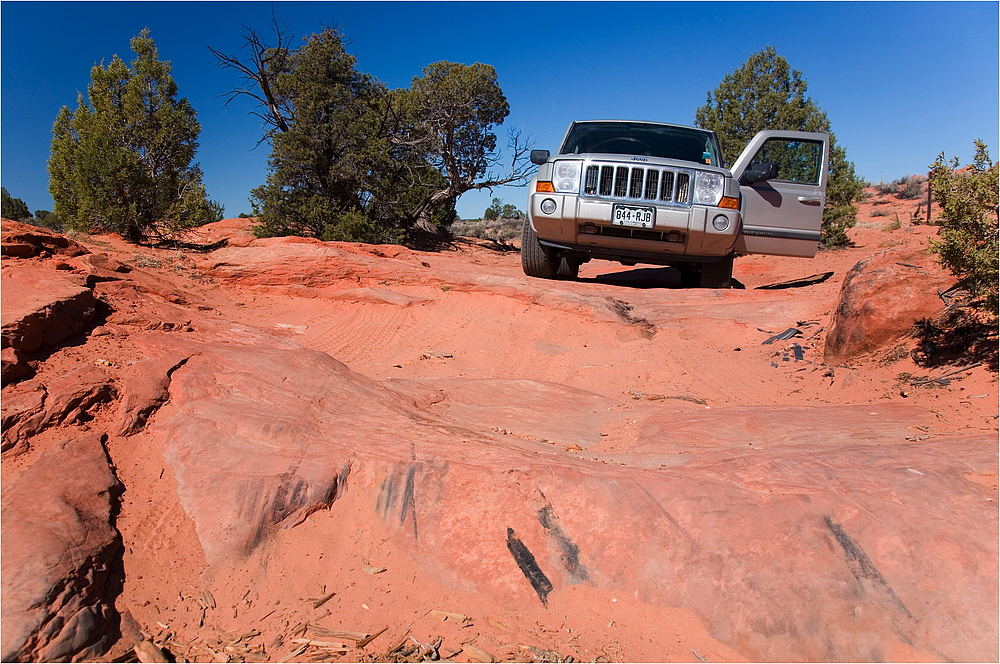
[{"left": 2, "top": 1, "right": 998, "bottom": 221}]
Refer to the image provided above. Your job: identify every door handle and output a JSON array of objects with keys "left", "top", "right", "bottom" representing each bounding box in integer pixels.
[{"left": 797, "top": 196, "right": 822, "bottom": 206}]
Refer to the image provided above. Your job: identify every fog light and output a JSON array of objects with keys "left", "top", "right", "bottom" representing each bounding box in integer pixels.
[
  {"left": 712, "top": 214, "right": 730, "bottom": 231},
  {"left": 540, "top": 198, "right": 557, "bottom": 215}
]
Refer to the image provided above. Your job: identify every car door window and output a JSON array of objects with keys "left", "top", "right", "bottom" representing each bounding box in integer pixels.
[{"left": 749, "top": 138, "right": 824, "bottom": 184}]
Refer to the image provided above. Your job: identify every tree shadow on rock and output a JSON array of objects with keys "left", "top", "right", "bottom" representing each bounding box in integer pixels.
[{"left": 912, "top": 308, "right": 999, "bottom": 372}]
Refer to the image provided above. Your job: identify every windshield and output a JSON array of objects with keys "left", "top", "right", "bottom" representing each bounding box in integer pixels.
[{"left": 559, "top": 122, "right": 721, "bottom": 166}]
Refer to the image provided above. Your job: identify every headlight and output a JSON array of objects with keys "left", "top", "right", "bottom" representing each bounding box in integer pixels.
[
  {"left": 553, "top": 160, "right": 582, "bottom": 193},
  {"left": 694, "top": 171, "right": 724, "bottom": 206},
  {"left": 540, "top": 198, "right": 557, "bottom": 215}
]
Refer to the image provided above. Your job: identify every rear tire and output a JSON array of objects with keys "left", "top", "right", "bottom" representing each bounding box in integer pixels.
[{"left": 521, "top": 220, "right": 560, "bottom": 279}]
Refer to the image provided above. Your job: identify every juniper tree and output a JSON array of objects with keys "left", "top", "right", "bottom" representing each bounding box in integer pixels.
[
  {"left": 1, "top": 188, "right": 30, "bottom": 221},
  {"left": 695, "top": 46, "right": 863, "bottom": 247},
  {"left": 48, "top": 29, "right": 214, "bottom": 243},
  {"left": 929, "top": 140, "right": 999, "bottom": 315},
  {"left": 394, "top": 61, "right": 533, "bottom": 231},
  {"left": 214, "top": 24, "right": 525, "bottom": 242}
]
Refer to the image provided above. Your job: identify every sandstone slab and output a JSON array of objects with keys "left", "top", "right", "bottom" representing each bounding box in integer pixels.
[
  {"left": 1, "top": 268, "right": 96, "bottom": 355},
  {"left": 129, "top": 327, "right": 996, "bottom": 662},
  {"left": 2, "top": 366, "right": 115, "bottom": 454},
  {"left": 1, "top": 433, "right": 122, "bottom": 662}
]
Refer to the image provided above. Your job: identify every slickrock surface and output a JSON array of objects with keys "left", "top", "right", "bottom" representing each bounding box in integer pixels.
[{"left": 1, "top": 187, "right": 996, "bottom": 663}]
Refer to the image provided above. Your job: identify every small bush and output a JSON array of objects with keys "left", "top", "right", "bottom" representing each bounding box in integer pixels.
[
  {"left": 882, "top": 214, "right": 902, "bottom": 231},
  {"left": 873, "top": 180, "right": 896, "bottom": 196},
  {"left": 895, "top": 175, "right": 927, "bottom": 200},
  {"left": 451, "top": 217, "right": 522, "bottom": 245},
  {"left": 820, "top": 203, "right": 857, "bottom": 248},
  {"left": 929, "top": 140, "right": 999, "bottom": 316}
]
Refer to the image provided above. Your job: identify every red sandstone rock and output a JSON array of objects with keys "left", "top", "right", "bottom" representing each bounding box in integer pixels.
[
  {"left": 0, "top": 204, "right": 995, "bottom": 663},
  {"left": 824, "top": 248, "right": 954, "bottom": 364},
  {"left": 1, "top": 346, "right": 31, "bottom": 384},
  {"left": 2, "top": 367, "right": 114, "bottom": 455},
  {"left": 1, "top": 267, "right": 97, "bottom": 355},
  {"left": 1, "top": 220, "right": 89, "bottom": 258},
  {"left": 1, "top": 433, "right": 122, "bottom": 662},
  {"left": 122, "top": 326, "right": 995, "bottom": 662}
]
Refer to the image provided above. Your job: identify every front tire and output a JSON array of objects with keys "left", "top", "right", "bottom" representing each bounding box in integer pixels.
[
  {"left": 680, "top": 255, "right": 734, "bottom": 289},
  {"left": 698, "top": 255, "right": 734, "bottom": 289},
  {"left": 521, "top": 220, "right": 560, "bottom": 279}
]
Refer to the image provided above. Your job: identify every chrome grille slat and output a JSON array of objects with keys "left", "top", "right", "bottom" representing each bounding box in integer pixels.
[
  {"left": 661, "top": 171, "right": 675, "bottom": 202},
  {"left": 629, "top": 168, "right": 644, "bottom": 198},
  {"left": 584, "top": 166, "right": 599, "bottom": 194},
  {"left": 599, "top": 166, "right": 614, "bottom": 196},
  {"left": 614, "top": 167, "right": 628, "bottom": 197},
  {"left": 677, "top": 173, "right": 690, "bottom": 202},
  {"left": 644, "top": 171, "right": 659, "bottom": 200}
]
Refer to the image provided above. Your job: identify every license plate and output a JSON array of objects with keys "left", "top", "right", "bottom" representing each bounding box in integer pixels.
[{"left": 612, "top": 204, "right": 655, "bottom": 229}]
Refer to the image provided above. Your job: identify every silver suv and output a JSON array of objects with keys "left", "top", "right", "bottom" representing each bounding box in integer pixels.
[{"left": 523, "top": 120, "right": 830, "bottom": 287}]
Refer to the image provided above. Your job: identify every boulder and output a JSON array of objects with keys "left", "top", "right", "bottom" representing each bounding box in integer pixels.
[
  {"left": 71, "top": 253, "right": 132, "bottom": 286},
  {"left": 1, "top": 433, "right": 122, "bottom": 662},
  {"left": 824, "top": 249, "right": 953, "bottom": 364}
]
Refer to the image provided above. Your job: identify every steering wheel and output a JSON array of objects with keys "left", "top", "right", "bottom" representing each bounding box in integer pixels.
[{"left": 590, "top": 137, "right": 651, "bottom": 154}]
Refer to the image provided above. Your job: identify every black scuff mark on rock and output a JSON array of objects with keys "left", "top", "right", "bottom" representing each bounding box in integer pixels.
[
  {"left": 824, "top": 516, "right": 917, "bottom": 642},
  {"left": 507, "top": 527, "right": 553, "bottom": 606},
  {"left": 537, "top": 503, "right": 589, "bottom": 583},
  {"left": 242, "top": 465, "right": 351, "bottom": 556},
  {"left": 606, "top": 298, "right": 656, "bottom": 338},
  {"left": 377, "top": 473, "right": 398, "bottom": 520},
  {"left": 376, "top": 463, "right": 419, "bottom": 541},
  {"left": 400, "top": 464, "right": 418, "bottom": 540}
]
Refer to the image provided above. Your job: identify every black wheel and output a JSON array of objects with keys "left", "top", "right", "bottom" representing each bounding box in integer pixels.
[
  {"left": 521, "top": 220, "right": 559, "bottom": 279},
  {"left": 679, "top": 256, "right": 734, "bottom": 289},
  {"left": 698, "top": 255, "right": 734, "bottom": 289}
]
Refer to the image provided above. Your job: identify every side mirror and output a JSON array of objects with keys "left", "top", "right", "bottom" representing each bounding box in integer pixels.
[
  {"left": 740, "top": 162, "right": 779, "bottom": 185},
  {"left": 530, "top": 150, "right": 550, "bottom": 166}
]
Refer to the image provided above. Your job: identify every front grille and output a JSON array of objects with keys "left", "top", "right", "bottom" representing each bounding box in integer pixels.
[{"left": 582, "top": 162, "right": 692, "bottom": 205}]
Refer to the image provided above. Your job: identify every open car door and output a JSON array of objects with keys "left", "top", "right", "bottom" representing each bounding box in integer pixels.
[{"left": 731, "top": 130, "right": 830, "bottom": 258}]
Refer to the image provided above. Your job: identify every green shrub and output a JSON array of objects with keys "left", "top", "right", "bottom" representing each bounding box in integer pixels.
[
  {"left": 929, "top": 140, "right": 999, "bottom": 316},
  {"left": 320, "top": 210, "right": 404, "bottom": 245}
]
